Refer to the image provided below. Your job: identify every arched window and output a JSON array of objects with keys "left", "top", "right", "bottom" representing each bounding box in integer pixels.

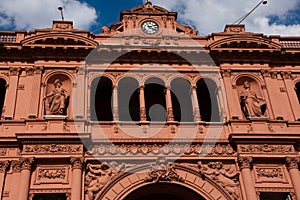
[
  {"left": 90, "top": 77, "right": 113, "bottom": 121},
  {"left": 144, "top": 78, "right": 166, "bottom": 121},
  {"left": 295, "top": 82, "right": 300, "bottom": 104},
  {"left": 171, "top": 78, "right": 193, "bottom": 122},
  {"left": 196, "top": 78, "right": 220, "bottom": 122},
  {"left": 118, "top": 77, "right": 140, "bottom": 121},
  {"left": 0, "top": 79, "right": 6, "bottom": 118}
]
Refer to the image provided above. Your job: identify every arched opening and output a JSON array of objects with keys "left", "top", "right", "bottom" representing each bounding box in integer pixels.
[
  {"left": 171, "top": 78, "right": 193, "bottom": 122},
  {"left": 144, "top": 78, "right": 166, "bottom": 121},
  {"left": 118, "top": 77, "right": 140, "bottom": 121},
  {"left": 196, "top": 78, "right": 220, "bottom": 122},
  {"left": 295, "top": 82, "right": 300, "bottom": 104},
  {"left": 124, "top": 183, "right": 206, "bottom": 200},
  {"left": 0, "top": 78, "right": 6, "bottom": 118},
  {"left": 90, "top": 76, "right": 113, "bottom": 121}
]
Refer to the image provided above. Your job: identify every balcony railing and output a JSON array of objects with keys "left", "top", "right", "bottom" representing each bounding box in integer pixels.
[{"left": 0, "top": 33, "right": 16, "bottom": 43}]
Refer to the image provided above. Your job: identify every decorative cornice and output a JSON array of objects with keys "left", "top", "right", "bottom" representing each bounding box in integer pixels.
[{"left": 237, "top": 156, "right": 253, "bottom": 170}]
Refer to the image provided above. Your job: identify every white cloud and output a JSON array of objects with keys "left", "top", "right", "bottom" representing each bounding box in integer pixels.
[
  {"left": 151, "top": 0, "right": 300, "bottom": 36},
  {"left": 0, "top": 0, "right": 97, "bottom": 30}
]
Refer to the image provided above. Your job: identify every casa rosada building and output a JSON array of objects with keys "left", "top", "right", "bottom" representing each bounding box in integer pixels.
[{"left": 0, "top": 2, "right": 300, "bottom": 200}]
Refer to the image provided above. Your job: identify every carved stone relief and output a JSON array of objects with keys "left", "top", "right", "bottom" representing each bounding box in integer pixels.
[
  {"left": 35, "top": 166, "right": 69, "bottom": 184},
  {"left": 195, "top": 161, "right": 240, "bottom": 200},
  {"left": 144, "top": 157, "right": 184, "bottom": 183},
  {"left": 254, "top": 166, "right": 287, "bottom": 183},
  {"left": 23, "top": 144, "right": 82, "bottom": 154},
  {"left": 238, "top": 144, "right": 295, "bottom": 154},
  {"left": 84, "top": 162, "right": 126, "bottom": 200}
]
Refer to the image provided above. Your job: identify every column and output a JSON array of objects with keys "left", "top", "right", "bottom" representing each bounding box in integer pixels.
[
  {"left": 139, "top": 86, "right": 147, "bottom": 121},
  {"left": 17, "top": 158, "right": 34, "bottom": 200},
  {"left": 286, "top": 157, "right": 300, "bottom": 200},
  {"left": 238, "top": 156, "right": 257, "bottom": 200},
  {"left": 0, "top": 161, "right": 9, "bottom": 197},
  {"left": 165, "top": 85, "right": 174, "bottom": 121},
  {"left": 113, "top": 85, "right": 119, "bottom": 121},
  {"left": 3, "top": 67, "right": 21, "bottom": 119},
  {"left": 191, "top": 86, "right": 201, "bottom": 121},
  {"left": 70, "top": 157, "right": 83, "bottom": 200}
]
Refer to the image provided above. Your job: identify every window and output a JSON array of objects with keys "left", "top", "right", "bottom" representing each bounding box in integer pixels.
[
  {"left": 196, "top": 78, "right": 220, "bottom": 122},
  {"left": 259, "top": 192, "right": 291, "bottom": 200},
  {"left": 90, "top": 77, "right": 113, "bottom": 121},
  {"left": 171, "top": 78, "right": 193, "bottom": 122},
  {"left": 118, "top": 77, "right": 140, "bottom": 121},
  {"left": 144, "top": 78, "right": 166, "bottom": 121},
  {"left": 0, "top": 78, "right": 6, "bottom": 118},
  {"left": 33, "top": 194, "right": 67, "bottom": 200}
]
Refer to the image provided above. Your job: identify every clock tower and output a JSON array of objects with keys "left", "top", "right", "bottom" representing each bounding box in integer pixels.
[{"left": 105, "top": 1, "right": 197, "bottom": 36}]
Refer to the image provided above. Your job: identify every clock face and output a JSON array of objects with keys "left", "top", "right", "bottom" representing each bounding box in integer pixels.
[{"left": 141, "top": 21, "right": 159, "bottom": 34}]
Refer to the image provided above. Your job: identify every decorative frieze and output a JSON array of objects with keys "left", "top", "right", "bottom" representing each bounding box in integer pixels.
[
  {"left": 238, "top": 144, "right": 294, "bottom": 154},
  {"left": 23, "top": 144, "right": 82, "bottom": 154},
  {"left": 87, "top": 144, "right": 236, "bottom": 157}
]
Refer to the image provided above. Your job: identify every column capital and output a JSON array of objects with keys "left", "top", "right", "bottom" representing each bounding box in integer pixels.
[
  {"left": 70, "top": 157, "right": 84, "bottom": 170},
  {"left": 285, "top": 157, "right": 300, "bottom": 170},
  {"left": 238, "top": 156, "right": 253, "bottom": 170},
  {"left": 139, "top": 85, "right": 145, "bottom": 90},
  {"left": 0, "top": 161, "right": 10, "bottom": 173},
  {"left": 20, "top": 158, "right": 34, "bottom": 171}
]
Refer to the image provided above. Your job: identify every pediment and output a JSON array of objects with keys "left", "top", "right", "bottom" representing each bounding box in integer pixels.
[
  {"left": 210, "top": 36, "right": 281, "bottom": 50},
  {"left": 21, "top": 33, "right": 98, "bottom": 47},
  {"left": 129, "top": 4, "right": 169, "bottom": 14}
]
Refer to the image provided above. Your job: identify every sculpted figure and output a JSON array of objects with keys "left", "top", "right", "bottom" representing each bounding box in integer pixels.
[
  {"left": 43, "top": 79, "right": 67, "bottom": 115},
  {"left": 240, "top": 81, "right": 266, "bottom": 117},
  {"left": 199, "top": 162, "right": 239, "bottom": 200}
]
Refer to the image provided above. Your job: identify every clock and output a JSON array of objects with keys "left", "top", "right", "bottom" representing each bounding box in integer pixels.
[{"left": 141, "top": 21, "right": 159, "bottom": 34}]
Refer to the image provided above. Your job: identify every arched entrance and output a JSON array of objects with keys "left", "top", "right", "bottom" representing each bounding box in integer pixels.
[
  {"left": 96, "top": 164, "right": 234, "bottom": 200},
  {"left": 124, "top": 183, "right": 205, "bottom": 200}
]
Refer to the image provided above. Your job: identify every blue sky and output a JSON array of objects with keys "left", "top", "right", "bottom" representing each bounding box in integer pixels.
[{"left": 0, "top": 0, "right": 300, "bottom": 36}]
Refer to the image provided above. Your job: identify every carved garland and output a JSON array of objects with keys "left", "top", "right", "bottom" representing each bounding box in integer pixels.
[{"left": 87, "top": 144, "right": 236, "bottom": 156}]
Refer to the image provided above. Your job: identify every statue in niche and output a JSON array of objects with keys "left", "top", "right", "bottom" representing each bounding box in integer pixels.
[
  {"left": 43, "top": 79, "right": 68, "bottom": 115},
  {"left": 240, "top": 81, "right": 266, "bottom": 117}
]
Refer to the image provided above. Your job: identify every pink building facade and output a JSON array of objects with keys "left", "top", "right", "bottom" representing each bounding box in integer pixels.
[{"left": 0, "top": 2, "right": 299, "bottom": 200}]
